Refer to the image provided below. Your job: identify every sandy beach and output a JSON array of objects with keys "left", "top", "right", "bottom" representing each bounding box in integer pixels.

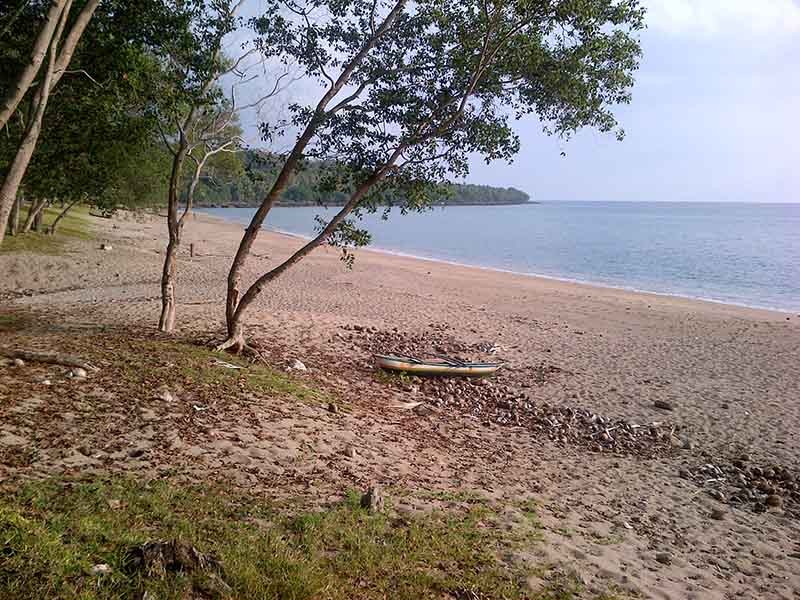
[{"left": 2, "top": 210, "right": 800, "bottom": 599}]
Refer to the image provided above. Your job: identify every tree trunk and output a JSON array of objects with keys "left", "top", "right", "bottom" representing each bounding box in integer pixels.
[
  {"left": 48, "top": 196, "right": 80, "bottom": 234},
  {"left": 7, "top": 194, "right": 21, "bottom": 236},
  {"left": 158, "top": 234, "right": 180, "bottom": 332},
  {"left": 22, "top": 198, "right": 48, "bottom": 233},
  {"left": 0, "top": 0, "right": 68, "bottom": 130},
  {"left": 220, "top": 161, "right": 396, "bottom": 351},
  {"left": 224, "top": 0, "right": 408, "bottom": 330},
  {"left": 32, "top": 205, "right": 44, "bottom": 232},
  {"left": 157, "top": 141, "right": 190, "bottom": 333}
]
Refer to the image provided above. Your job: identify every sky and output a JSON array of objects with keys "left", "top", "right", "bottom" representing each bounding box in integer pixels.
[{"left": 234, "top": 0, "right": 800, "bottom": 203}]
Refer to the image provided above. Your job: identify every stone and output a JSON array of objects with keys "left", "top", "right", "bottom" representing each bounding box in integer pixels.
[
  {"left": 710, "top": 508, "right": 726, "bottom": 520},
  {"left": 91, "top": 564, "right": 112, "bottom": 575},
  {"left": 360, "top": 485, "right": 384, "bottom": 512},
  {"left": 765, "top": 494, "right": 783, "bottom": 508},
  {"left": 682, "top": 437, "right": 694, "bottom": 450},
  {"left": 12, "top": 358, "right": 25, "bottom": 367},
  {"left": 69, "top": 368, "right": 87, "bottom": 379},
  {"left": 655, "top": 552, "right": 672, "bottom": 565},
  {"left": 100, "top": 243, "right": 112, "bottom": 251},
  {"left": 327, "top": 402, "right": 338, "bottom": 413},
  {"left": 653, "top": 400, "right": 673, "bottom": 411},
  {"left": 108, "top": 499, "right": 122, "bottom": 510},
  {"left": 288, "top": 359, "right": 307, "bottom": 371},
  {"left": 344, "top": 445, "right": 357, "bottom": 458},
  {"left": 127, "top": 447, "right": 145, "bottom": 459}
]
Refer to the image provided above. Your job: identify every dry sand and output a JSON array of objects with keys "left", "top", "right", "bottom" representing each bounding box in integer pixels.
[{"left": 2, "top": 210, "right": 800, "bottom": 599}]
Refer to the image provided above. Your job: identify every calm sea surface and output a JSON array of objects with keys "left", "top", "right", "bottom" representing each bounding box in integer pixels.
[{"left": 200, "top": 202, "right": 800, "bottom": 312}]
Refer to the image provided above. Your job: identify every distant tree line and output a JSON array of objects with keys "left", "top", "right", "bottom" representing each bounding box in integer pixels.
[{"left": 192, "top": 151, "right": 530, "bottom": 207}]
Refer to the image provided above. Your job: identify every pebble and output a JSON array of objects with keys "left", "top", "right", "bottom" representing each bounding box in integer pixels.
[
  {"left": 656, "top": 552, "right": 672, "bottom": 565},
  {"left": 765, "top": 494, "right": 783, "bottom": 508},
  {"left": 654, "top": 400, "right": 673, "bottom": 411},
  {"left": 127, "top": 448, "right": 145, "bottom": 459},
  {"left": 12, "top": 358, "right": 25, "bottom": 367},
  {"left": 91, "top": 564, "right": 112, "bottom": 575},
  {"left": 69, "top": 368, "right": 87, "bottom": 379},
  {"left": 710, "top": 508, "right": 726, "bottom": 520},
  {"left": 100, "top": 243, "right": 112, "bottom": 251},
  {"left": 344, "top": 445, "right": 357, "bottom": 458},
  {"left": 327, "top": 402, "right": 338, "bottom": 413}
]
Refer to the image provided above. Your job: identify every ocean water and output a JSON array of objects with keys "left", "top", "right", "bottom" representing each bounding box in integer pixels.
[{"left": 200, "top": 202, "right": 800, "bottom": 312}]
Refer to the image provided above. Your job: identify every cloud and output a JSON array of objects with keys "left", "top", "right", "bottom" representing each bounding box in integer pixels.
[{"left": 643, "top": 0, "right": 800, "bottom": 37}]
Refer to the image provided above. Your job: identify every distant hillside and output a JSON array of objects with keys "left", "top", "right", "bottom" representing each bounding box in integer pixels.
[{"left": 193, "top": 151, "right": 531, "bottom": 207}]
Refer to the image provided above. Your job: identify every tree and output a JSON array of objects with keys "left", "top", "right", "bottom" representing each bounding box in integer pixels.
[
  {"left": 149, "top": 0, "right": 287, "bottom": 333},
  {"left": 1, "top": 1, "right": 179, "bottom": 236},
  {"left": 0, "top": 0, "right": 101, "bottom": 246},
  {"left": 216, "top": 0, "right": 644, "bottom": 351}
]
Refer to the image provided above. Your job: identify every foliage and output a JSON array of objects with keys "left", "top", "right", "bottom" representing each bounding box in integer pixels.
[{"left": 0, "top": 0, "right": 177, "bottom": 213}]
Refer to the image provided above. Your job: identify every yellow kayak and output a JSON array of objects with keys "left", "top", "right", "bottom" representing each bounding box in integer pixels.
[{"left": 374, "top": 354, "right": 503, "bottom": 376}]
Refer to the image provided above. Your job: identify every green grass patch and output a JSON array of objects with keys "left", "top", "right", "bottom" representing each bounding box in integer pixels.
[
  {"left": 108, "top": 337, "right": 324, "bottom": 404},
  {"left": 0, "top": 477, "right": 531, "bottom": 600},
  {"left": 1, "top": 204, "right": 93, "bottom": 255}
]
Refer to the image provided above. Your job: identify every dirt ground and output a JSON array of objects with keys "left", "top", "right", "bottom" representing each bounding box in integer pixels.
[{"left": 1, "top": 211, "right": 799, "bottom": 599}]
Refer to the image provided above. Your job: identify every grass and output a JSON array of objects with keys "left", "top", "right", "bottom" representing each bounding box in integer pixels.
[
  {"left": 1, "top": 204, "right": 93, "bottom": 255},
  {"left": 0, "top": 477, "right": 532, "bottom": 600},
  {"left": 110, "top": 336, "right": 326, "bottom": 404}
]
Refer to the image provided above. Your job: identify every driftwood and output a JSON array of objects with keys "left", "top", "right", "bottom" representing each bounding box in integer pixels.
[{"left": 1, "top": 349, "right": 97, "bottom": 371}]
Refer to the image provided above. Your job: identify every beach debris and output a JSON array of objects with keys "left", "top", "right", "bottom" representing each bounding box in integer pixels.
[
  {"left": 655, "top": 552, "right": 672, "bottom": 565},
  {"left": 653, "top": 400, "right": 673, "bottom": 411},
  {"left": 360, "top": 485, "right": 384, "bottom": 512},
  {"left": 0, "top": 349, "right": 97, "bottom": 371},
  {"left": 391, "top": 401, "right": 423, "bottom": 410},
  {"left": 344, "top": 445, "right": 357, "bottom": 458},
  {"left": 327, "top": 402, "right": 338, "bottom": 413},
  {"left": 684, "top": 461, "right": 799, "bottom": 517},
  {"left": 12, "top": 358, "right": 25, "bottom": 367},
  {"left": 211, "top": 358, "right": 242, "bottom": 369},
  {"left": 710, "top": 508, "right": 726, "bottom": 520},
  {"left": 68, "top": 367, "right": 87, "bottom": 379},
  {"left": 100, "top": 243, "right": 113, "bottom": 251},
  {"left": 157, "top": 389, "right": 175, "bottom": 402}
]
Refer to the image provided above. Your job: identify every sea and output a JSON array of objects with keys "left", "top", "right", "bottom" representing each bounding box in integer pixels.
[{"left": 199, "top": 202, "right": 800, "bottom": 313}]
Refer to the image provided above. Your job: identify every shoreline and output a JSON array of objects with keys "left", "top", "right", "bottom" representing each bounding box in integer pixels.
[{"left": 197, "top": 209, "right": 795, "bottom": 318}]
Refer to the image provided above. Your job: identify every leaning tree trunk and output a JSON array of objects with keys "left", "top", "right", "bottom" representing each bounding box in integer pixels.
[
  {"left": 48, "top": 196, "right": 80, "bottom": 234},
  {"left": 0, "top": 0, "right": 68, "bottom": 130}
]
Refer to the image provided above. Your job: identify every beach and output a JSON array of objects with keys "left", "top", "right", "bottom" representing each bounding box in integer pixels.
[{"left": 2, "top": 210, "right": 800, "bottom": 599}]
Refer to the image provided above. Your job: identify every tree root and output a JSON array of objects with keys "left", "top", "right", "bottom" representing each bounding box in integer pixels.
[
  {"left": 1, "top": 349, "right": 98, "bottom": 371},
  {"left": 213, "top": 334, "right": 246, "bottom": 354}
]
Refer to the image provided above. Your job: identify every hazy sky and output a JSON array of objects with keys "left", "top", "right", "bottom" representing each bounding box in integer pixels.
[
  {"left": 470, "top": 0, "right": 800, "bottom": 202},
  {"left": 236, "top": 0, "right": 800, "bottom": 203}
]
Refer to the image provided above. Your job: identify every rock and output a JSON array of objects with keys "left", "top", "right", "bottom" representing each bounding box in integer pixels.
[
  {"left": 413, "top": 403, "right": 437, "bottom": 417},
  {"left": 360, "top": 485, "right": 384, "bottom": 512},
  {"left": 681, "top": 437, "right": 694, "bottom": 450},
  {"left": 653, "top": 400, "right": 673, "bottom": 411},
  {"left": 91, "top": 563, "right": 112, "bottom": 575},
  {"left": 327, "top": 402, "right": 338, "bottom": 413},
  {"left": 765, "top": 494, "right": 783, "bottom": 508},
  {"left": 157, "top": 389, "right": 175, "bottom": 402},
  {"left": 127, "top": 447, "right": 145, "bottom": 459},
  {"left": 12, "top": 358, "right": 25, "bottom": 367},
  {"left": 100, "top": 243, "right": 113, "bottom": 251},
  {"left": 41, "top": 379, "right": 51, "bottom": 386},
  {"left": 69, "top": 367, "right": 87, "bottom": 379},
  {"left": 710, "top": 507, "right": 726, "bottom": 520},
  {"left": 288, "top": 359, "right": 307, "bottom": 371},
  {"left": 344, "top": 445, "right": 357, "bottom": 459},
  {"left": 655, "top": 552, "right": 672, "bottom": 565}
]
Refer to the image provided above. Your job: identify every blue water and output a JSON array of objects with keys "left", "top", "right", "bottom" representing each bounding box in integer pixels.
[{"left": 200, "top": 202, "right": 800, "bottom": 312}]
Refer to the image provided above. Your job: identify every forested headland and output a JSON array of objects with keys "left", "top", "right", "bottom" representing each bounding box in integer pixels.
[{"left": 192, "top": 151, "right": 531, "bottom": 207}]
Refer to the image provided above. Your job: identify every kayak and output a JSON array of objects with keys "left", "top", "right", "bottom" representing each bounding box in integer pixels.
[{"left": 374, "top": 353, "right": 503, "bottom": 376}]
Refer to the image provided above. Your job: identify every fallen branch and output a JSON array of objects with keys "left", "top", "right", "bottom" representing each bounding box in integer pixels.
[{"left": 1, "top": 349, "right": 98, "bottom": 371}]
